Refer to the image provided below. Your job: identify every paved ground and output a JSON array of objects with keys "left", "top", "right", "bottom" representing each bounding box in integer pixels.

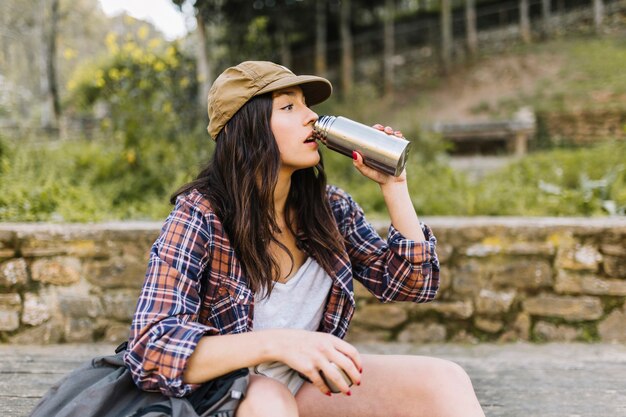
[{"left": 2, "top": 342, "right": 625, "bottom": 417}]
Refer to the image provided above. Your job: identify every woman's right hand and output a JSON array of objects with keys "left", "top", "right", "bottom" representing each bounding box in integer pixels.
[{"left": 263, "top": 328, "right": 362, "bottom": 396}]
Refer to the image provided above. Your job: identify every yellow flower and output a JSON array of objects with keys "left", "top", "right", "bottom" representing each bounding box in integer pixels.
[
  {"left": 108, "top": 68, "right": 121, "bottom": 81},
  {"left": 148, "top": 38, "right": 162, "bottom": 50},
  {"left": 63, "top": 48, "right": 77, "bottom": 60},
  {"left": 126, "top": 149, "right": 137, "bottom": 164},
  {"left": 162, "top": 102, "right": 173, "bottom": 114},
  {"left": 179, "top": 77, "right": 189, "bottom": 88},
  {"left": 138, "top": 25, "right": 150, "bottom": 40},
  {"left": 154, "top": 61, "right": 166, "bottom": 72},
  {"left": 105, "top": 32, "right": 118, "bottom": 54}
]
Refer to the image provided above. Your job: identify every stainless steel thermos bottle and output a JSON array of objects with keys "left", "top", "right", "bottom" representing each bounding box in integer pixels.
[{"left": 313, "top": 115, "right": 411, "bottom": 177}]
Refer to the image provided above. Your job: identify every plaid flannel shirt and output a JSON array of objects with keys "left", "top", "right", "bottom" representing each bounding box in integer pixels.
[{"left": 124, "top": 185, "right": 439, "bottom": 397}]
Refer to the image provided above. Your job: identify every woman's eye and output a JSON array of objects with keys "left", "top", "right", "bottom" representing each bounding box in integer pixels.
[{"left": 281, "top": 104, "right": 294, "bottom": 111}]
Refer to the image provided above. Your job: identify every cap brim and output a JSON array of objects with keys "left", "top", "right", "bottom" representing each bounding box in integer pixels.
[{"left": 256, "top": 75, "right": 332, "bottom": 106}]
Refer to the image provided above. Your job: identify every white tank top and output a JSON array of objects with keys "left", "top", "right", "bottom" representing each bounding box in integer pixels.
[{"left": 250, "top": 257, "right": 333, "bottom": 394}]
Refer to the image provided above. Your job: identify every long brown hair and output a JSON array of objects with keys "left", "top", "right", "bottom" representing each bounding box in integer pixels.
[{"left": 171, "top": 93, "right": 344, "bottom": 297}]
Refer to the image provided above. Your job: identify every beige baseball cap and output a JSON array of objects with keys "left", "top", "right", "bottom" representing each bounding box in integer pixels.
[{"left": 207, "top": 61, "right": 332, "bottom": 139}]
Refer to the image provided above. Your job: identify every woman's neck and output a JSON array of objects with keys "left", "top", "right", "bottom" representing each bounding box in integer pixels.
[{"left": 273, "top": 169, "right": 292, "bottom": 220}]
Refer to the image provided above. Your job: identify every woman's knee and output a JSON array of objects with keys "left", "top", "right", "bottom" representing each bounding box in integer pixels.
[
  {"left": 421, "top": 357, "right": 475, "bottom": 391},
  {"left": 237, "top": 375, "right": 298, "bottom": 417}
]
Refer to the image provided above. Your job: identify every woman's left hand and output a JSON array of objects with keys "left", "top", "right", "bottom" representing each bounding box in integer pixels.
[{"left": 352, "top": 124, "right": 407, "bottom": 185}]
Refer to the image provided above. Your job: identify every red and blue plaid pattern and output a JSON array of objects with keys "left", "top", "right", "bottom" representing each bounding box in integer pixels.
[{"left": 124, "top": 185, "right": 439, "bottom": 397}]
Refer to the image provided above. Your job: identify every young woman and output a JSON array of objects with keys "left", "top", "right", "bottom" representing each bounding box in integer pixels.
[{"left": 124, "top": 61, "right": 485, "bottom": 417}]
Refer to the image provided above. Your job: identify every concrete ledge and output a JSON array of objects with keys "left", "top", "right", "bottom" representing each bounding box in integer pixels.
[{"left": 3, "top": 342, "right": 626, "bottom": 417}]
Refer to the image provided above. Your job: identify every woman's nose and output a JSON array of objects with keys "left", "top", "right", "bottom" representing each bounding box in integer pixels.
[{"left": 306, "top": 108, "right": 319, "bottom": 126}]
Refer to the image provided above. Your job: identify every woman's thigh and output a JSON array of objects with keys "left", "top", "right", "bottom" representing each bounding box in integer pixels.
[
  {"left": 237, "top": 374, "right": 299, "bottom": 417},
  {"left": 295, "top": 354, "right": 485, "bottom": 417}
]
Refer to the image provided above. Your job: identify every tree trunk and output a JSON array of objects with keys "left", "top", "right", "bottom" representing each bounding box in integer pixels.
[
  {"left": 315, "top": 0, "right": 327, "bottom": 76},
  {"left": 541, "top": 0, "right": 551, "bottom": 38},
  {"left": 383, "top": 0, "right": 395, "bottom": 98},
  {"left": 440, "top": 0, "right": 453, "bottom": 75},
  {"left": 339, "top": 0, "right": 353, "bottom": 97},
  {"left": 465, "top": 0, "right": 478, "bottom": 57},
  {"left": 195, "top": 12, "right": 212, "bottom": 111},
  {"left": 39, "top": 0, "right": 60, "bottom": 132},
  {"left": 520, "top": 0, "right": 531, "bottom": 43},
  {"left": 593, "top": 0, "right": 604, "bottom": 33},
  {"left": 279, "top": 29, "right": 292, "bottom": 68}
]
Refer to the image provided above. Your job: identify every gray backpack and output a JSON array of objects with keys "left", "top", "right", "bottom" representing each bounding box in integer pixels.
[{"left": 29, "top": 343, "right": 249, "bottom": 417}]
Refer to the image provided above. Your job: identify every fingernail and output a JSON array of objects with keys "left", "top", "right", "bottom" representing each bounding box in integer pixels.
[
  {"left": 346, "top": 391, "right": 352, "bottom": 396},
  {"left": 357, "top": 381, "right": 361, "bottom": 386},
  {"left": 352, "top": 151, "right": 358, "bottom": 160},
  {"left": 359, "top": 367, "right": 363, "bottom": 373},
  {"left": 326, "top": 392, "right": 332, "bottom": 397}
]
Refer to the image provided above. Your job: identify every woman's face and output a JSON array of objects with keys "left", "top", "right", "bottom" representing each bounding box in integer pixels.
[{"left": 271, "top": 86, "right": 320, "bottom": 173}]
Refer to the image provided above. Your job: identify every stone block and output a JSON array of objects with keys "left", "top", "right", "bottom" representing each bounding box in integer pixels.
[
  {"left": 31, "top": 257, "right": 81, "bottom": 286},
  {"left": 474, "top": 289, "right": 516, "bottom": 314},
  {"left": 415, "top": 300, "right": 473, "bottom": 319},
  {"left": 0, "top": 259, "right": 28, "bottom": 287},
  {"left": 436, "top": 244, "right": 453, "bottom": 263},
  {"left": 58, "top": 293, "right": 102, "bottom": 319},
  {"left": 103, "top": 323, "right": 131, "bottom": 344},
  {"left": 452, "top": 261, "right": 484, "bottom": 295},
  {"left": 351, "top": 304, "right": 408, "bottom": 329},
  {"left": 556, "top": 244, "right": 602, "bottom": 272},
  {"left": 10, "top": 321, "right": 64, "bottom": 344},
  {"left": 598, "top": 306, "right": 626, "bottom": 343},
  {"left": 534, "top": 321, "right": 581, "bottom": 342},
  {"left": 344, "top": 327, "right": 391, "bottom": 344},
  {"left": 64, "top": 318, "right": 95, "bottom": 342},
  {"left": 101, "top": 290, "right": 139, "bottom": 322},
  {"left": 397, "top": 322, "right": 446, "bottom": 343},
  {"left": 0, "top": 310, "right": 19, "bottom": 331},
  {"left": 450, "top": 329, "right": 478, "bottom": 344},
  {"left": 474, "top": 317, "right": 504, "bottom": 333},
  {"left": 489, "top": 259, "right": 553, "bottom": 289},
  {"left": 0, "top": 293, "right": 21, "bottom": 309},
  {"left": 523, "top": 294, "right": 603, "bottom": 321},
  {"left": 353, "top": 281, "right": 375, "bottom": 300},
  {"left": 84, "top": 256, "right": 147, "bottom": 289},
  {"left": 514, "top": 312, "right": 531, "bottom": 341},
  {"left": 22, "top": 293, "right": 52, "bottom": 326},
  {"left": 0, "top": 230, "right": 16, "bottom": 259},
  {"left": 603, "top": 255, "right": 626, "bottom": 278},
  {"left": 555, "top": 270, "right": 626, "bottom": 296}
]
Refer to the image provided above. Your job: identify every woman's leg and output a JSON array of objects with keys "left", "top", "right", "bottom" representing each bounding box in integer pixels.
[
  {"left": 237, "top": 374, "right": 299, "bottom": 417},
  {"left": 295, "top": 354, "right": 485, "bottom": 417}
]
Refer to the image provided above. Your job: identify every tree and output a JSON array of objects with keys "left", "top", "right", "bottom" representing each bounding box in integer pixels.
[
  {"left": 383, "top": 0, "right": 395, "bottom": 98},
  {"left": 541, "top": 0, "right": 551, "bottom": 38},
  {"left": 440, "top": 0, "right": 453, "bottom": 75},
  {"left": 519, "top": 0, "right": 531, "bottom": 44},
  {"left": 593, "top": 0, "right": 604, "bottom": 33},
  {"left": 315, "top": 0, "right": 327, "bottom": 76},
  {"left": 465, "top": 0, "right": 478, "bottom": 57},
  {"left": 340, "top": 0, "right": 354, "bottom": 97}
]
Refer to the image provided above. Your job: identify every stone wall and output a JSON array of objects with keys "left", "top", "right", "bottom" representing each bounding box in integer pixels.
[{"left": 0, "top": 218, "right": 625, "bottom": 345}]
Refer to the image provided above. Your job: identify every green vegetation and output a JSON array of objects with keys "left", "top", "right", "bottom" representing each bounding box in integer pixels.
[{"left": 1, "top": 134, "right": 623, "bottom": 222}]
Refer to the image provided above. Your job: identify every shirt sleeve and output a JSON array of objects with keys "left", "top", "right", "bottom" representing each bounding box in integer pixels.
[
  {"left": 124, "top": 196, "right": 219, "bottom": 397},
  {"left": 329, "top": 186, "right": 440, "bottom": 303}
]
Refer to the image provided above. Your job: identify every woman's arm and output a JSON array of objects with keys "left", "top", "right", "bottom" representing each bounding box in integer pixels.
[
  {"left": 351, "top": 124, "right": 425, "bottom": 242},
  {"left": 183, "top": 329, "right": 362, "bottom": 396}
]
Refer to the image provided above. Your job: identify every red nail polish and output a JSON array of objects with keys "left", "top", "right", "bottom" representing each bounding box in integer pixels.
[
  {"left": 357, "top": 381, "right": 361, "bottom": 386},
  {"left": 326, "top": 392, "right": 332, "bottom": 397},
  {"left": 352, "top": 151, "right": 357, "bottom": 160},
  {"left": 359, "top": 368, "right": 363, "bottom": 373},
  {"left": 346, "top": 391, "right": 352, "bottom": 396}
]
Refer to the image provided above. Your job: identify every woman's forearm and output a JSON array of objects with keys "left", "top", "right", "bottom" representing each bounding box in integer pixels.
[
  {"left": 380, "top": 181, "right": 425, "bottom": 242},
  {"left": 183, "top": 331, "right": 277, "bottom": 384}
]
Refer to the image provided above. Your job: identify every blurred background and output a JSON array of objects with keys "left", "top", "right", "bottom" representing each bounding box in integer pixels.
[{"left": 0, "top": 0, "right": 625, "bottom": 222}]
